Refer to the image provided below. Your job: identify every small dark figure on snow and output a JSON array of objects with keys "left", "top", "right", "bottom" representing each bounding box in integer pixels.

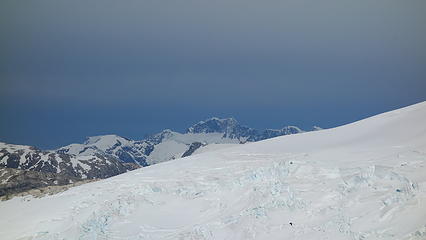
[{"left": 289, "top": 222, "right": 293, "bottom": 226}]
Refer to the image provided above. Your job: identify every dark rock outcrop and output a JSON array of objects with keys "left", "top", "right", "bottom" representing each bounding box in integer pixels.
[
  {"left": 0, "top": 167, "right": 79, "bottom": 197},
  {"left": 181, "top": 142, "right": 206, "bottom": 158}
]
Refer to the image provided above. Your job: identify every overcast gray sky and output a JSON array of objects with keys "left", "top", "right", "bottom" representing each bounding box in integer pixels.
[{"left": 1, "top": 0, "right": 425, "bottom": 149}]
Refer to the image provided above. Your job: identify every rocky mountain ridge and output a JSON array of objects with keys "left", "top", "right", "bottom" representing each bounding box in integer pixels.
[
  {"left": 57, "top": 117, "right": 314, "bottom": 166},
  {"left": 1, "top": 117, "right": 318, "bottom": 196}
]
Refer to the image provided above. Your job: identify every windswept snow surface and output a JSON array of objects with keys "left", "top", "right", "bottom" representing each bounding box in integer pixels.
[{"left": 1, "top": 102, "right": 426, "bottom": 240}]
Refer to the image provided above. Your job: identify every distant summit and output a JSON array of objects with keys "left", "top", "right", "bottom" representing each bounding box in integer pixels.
[
  {"left": 187, "top": 117, "right": 304, "bottom": 142},
  {"left": 187, "top": 117, "right": 239, "bottom": 134}
]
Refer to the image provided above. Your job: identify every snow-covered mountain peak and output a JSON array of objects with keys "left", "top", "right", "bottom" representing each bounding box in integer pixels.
[
  {"left": 57, "top": 134, "right": 136, "bottom": 161},
  {"left": 185, "top": 117, "right": 306, "bottom": 142},
  {"left": 0, "top": 140, "right": 136, "bottom": 182},
  {"left": 186, "top": 117, "right": 239, "bottom": 134},
  {"left": 84, "top": 134, "right": 132, "bottom": 148},
  {"left": 312, "top": 125, "right": 323, "bottom": 131},
  {"left": 147, "top": 129, "right": 178, "bottom": 144}
]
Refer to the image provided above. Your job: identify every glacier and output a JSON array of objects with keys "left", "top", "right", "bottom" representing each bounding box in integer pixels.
[{"left": 0, "top": 102, "right": 425, "bottom": 240}]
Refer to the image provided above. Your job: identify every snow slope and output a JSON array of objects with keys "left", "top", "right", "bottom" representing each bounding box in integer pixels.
[
  {"left": 191, "top": 143, "right": 240, "bottom": 156},
  {"left": 1, "top": 102, "right": 426, "bottom": 240},
  {"left": 145, "top": 132, "right": 241, "bottom": 165}
]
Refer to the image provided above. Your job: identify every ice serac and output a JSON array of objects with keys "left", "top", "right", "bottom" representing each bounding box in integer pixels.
[{"left": 1, "top": 101, "right": 425, "bottom": 240}]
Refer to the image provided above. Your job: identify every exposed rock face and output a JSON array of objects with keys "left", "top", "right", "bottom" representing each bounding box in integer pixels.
[
  {"left": 186, "top": 117, "right": 304, "bottom": 142},
  {"left": 187, "top": 118, "right": 241, "bottom": 134},
  {"left": 181, "top": 142, "right": 206, "bottom": 158},
  {"left": 0, "top": 142, "right": 139, "bottom": 197},
  {"left": 0, "top": 167, "right": 96, "bottom": 200},
  {"left": 0, "top": 143, "right": 138, "bottom": 180},
  {"left": 56, "top": 135, "right": 151, "bottom": 166},
  {"left": 249, "top": 126, "right": 304, "bottom": 142},
  {"left": 0, "top": 168, "right": 79, "bottom": 197}
]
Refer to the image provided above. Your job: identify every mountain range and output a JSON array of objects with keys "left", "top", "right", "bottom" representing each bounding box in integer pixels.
[{"left": 0, "top": 117, "right": 318, "bottom": 196}]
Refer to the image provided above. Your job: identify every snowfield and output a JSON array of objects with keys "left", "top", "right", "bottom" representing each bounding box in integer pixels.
[{"left": 1, "top": 102, "right": 426, "bottom": 240}]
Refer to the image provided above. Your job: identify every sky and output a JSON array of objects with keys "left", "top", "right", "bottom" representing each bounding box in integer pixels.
[{"left": 1, "top": 0, "right": 425, "bottom": 149}]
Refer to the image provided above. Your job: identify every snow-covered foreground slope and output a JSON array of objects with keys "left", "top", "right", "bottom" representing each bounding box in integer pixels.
[{"left": 1, "top": 102, "right": 426, "bottom": 240}]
